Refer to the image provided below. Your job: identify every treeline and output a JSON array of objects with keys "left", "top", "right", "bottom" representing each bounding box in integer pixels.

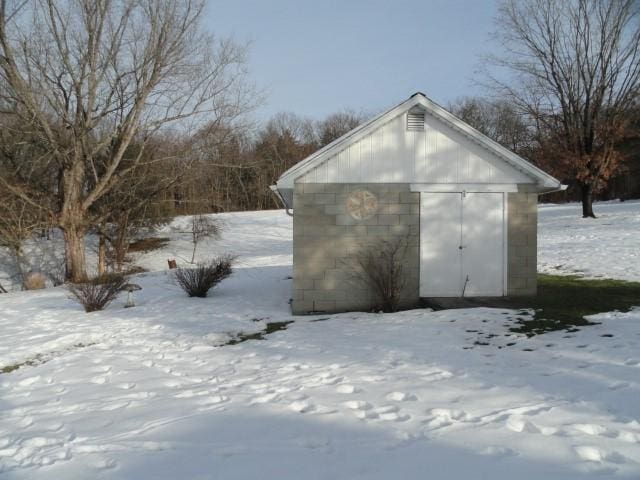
[{"left": 170, "top": 111, "right": 365, "bottom": 215}]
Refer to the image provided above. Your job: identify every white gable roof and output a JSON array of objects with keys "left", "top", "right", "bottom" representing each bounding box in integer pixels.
[{"left": 273, "top": 93, "right": 562, "bottom": 197}]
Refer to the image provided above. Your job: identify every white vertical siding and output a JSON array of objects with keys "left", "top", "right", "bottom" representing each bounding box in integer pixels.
[{"left": 299, "top": 112, "right": 532, "bottom": 184}]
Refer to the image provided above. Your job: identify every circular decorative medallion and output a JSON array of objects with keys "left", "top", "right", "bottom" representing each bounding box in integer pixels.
[{"left": 346, "top": 190, "right": 378, "bottom": 220}]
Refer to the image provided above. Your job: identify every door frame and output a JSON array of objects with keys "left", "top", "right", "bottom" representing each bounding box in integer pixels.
[{"left": 416, "top": 187, "right": 510, "bottom": 297}]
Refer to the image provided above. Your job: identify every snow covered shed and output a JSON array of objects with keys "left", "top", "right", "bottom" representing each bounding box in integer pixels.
[{"left": 271, "top": 92, "right": 563, "bottom": 314}]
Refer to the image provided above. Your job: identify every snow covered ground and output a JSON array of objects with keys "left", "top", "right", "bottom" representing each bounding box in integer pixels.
[
  {"left": 0, "top": 202, "right": 639, "bottom": 479},
  {"left": 538, "top": 200, "right": 640, "bottom": 281}
]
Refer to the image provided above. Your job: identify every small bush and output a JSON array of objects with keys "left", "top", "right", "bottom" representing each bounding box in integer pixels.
[
  {"left": 68, "top": 273, "right": 128, "bottom": 312},
  {"left": 23, "top": 271, "right": 46, "bottom": 290},
  {"left": 354, "top": 237, "right": 409, "bottom": 313},
  {"left": 174, "top": 255, "right": 234, "bottom": 298}
]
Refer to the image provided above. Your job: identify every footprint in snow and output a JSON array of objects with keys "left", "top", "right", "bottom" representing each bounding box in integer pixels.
[
  {"left": 426, "top": 408, "right": 469, "bottom": 428},
  {"left": 378, "top": 411, "right": 410, "bottom": 422},
  {"left": 314, "top": 405, "right": 338, "bottom": 415},
  {"left": 319, "top": 376, "right": 343, "bottom": 386},
  {"left": 574, "top": 445, "right": 628, "bottom": 464},
  {"left": 505, "top": 415, "right": 556, "bottom": 435},
  {"left": 250, "top": 393, "right": 279, "bottom": 404},
  {"left": 22, "top": 436, "right": 62, "bottom": 448},
  {"left": 284, "top": 393, "right": 308, "bottom": 402},
  {"left": 249, "top": 383, "right": 270, "bottom": 392},
  {"left": 91, "top": 365, "right": 112, "bottom": 373},
  {"left": 571, "top": 423, "right": 617, "bottom": 438},
  {"left": 163, "top": 380, "right": 183, "bottom": 388},
  {"left": 290, "top": 400, "right": 315, "bottom": 413},
  {"left": 354, "top": 410, "right": 379, "bottom": 420},
  {"left": 198, "top": 395, "right": 229, "bottom": 406},
  {"left": 17, "top": 416, "right": 34, "bottom": 428},
  {"left": 0, "top": 437, "right": 14, "bottom": 449},
  {"left": 274, "top": 386, "right": 293, "bottom": 394},
  {"left": 375, "top": 405, "right": 399, "bottom": 414},
  {"left": 342, "top": 400, "right": 372, "bottom": 411},
  {"left": 44, "top": 422, "right": 64, "bottom": 433},
  {"left": 336, "top": 384, "right": 359, "bottom": 394},
  {"left": 90, "top": 376, "right": 108, "bottom": 385},
  {"left": 617, "top": 431, "right": 640, "bottom": 443},
  {"left": 386, "top": 391, "right": 417, "bottom": 402},
  {"left": 91, "top": 458, "right": 118, "bottom": 470},
  {"left": 479, "top": 446, "right": 517, "bottom": 457},
  {"left": 99, "top": 401, "right": 131, "bottom": 411},
  {"left": 186, "top": 376, "right": 209, "bottom": 384},
  {"left": 422, "top": 370, "right": 454, "bottom": 381},
  {"left": 115, "top": 382, "right": 136, "bottom": 390},
  {"left": 609, "top": 382, "right": 629, "bottom": 391},
  {"left": 120, "top": 391, "right": 155, "bottom": 400},
  {"left": 174, "top": 389, "right": 206, "bottom": 399},
  {"left": 17, "top": 376, "right": 40, "bottom": 388}
]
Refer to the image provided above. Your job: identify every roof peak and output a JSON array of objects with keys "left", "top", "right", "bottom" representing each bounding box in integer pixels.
[{"left": 274, "top": 91, "right": 562, "bottom": 193}]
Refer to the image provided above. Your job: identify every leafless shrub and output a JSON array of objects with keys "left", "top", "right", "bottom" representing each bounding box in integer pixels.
[
  {"left": 174, "top": 255, "right": 235, "bottom": 298},
  {"left": 23, "top": 271, "right": 46, "bottom": 290},
  {"left": 48, "top": 260, "right": 67, "bottom": 287},
  {"left": 68, "top": 273, "right": 128, "bottom": 313},
  {"left": 354, "top": 237, "right": 409, "bottom": 313}
]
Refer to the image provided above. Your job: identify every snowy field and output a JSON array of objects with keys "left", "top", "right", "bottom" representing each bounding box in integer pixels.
[
  {"left": 0, "top": 202, "right": 639, "bottom": 479},
  {"left": 539, "top": 200, "right": 640, "bottom": 281}
]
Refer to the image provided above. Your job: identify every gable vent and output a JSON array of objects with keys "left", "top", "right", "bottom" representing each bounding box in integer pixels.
[{"left": 407, "top": 111, "right": 425, "bottom": 131}]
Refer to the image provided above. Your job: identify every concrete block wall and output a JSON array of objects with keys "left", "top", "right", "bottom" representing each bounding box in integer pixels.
[
  {"left": 292, "top": 183, "right": 420, "bottom": 314},
  {"left": 507, "top": 192, "right": 538, "bottom": 295}
]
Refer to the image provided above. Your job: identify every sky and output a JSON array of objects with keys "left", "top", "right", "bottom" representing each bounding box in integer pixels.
[{"left": 205, "top": 0, "right": 501, "bottom": 121}]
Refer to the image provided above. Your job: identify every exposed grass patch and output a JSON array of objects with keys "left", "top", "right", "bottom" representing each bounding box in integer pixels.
[
  {"left": 128, "top": 237, "right": 170, "bottom": 253},
  {"left": 0, "top": 343, "right": 96, "bottom": 374},
  {"left": 223, "top": 321, "right": 293, "bottom": 346},
  {"left": 428, "top": 274, "right": 640, "bottom": 338},
  {"left": 508, "top": 274, "right": 640, "bottom": 336}
]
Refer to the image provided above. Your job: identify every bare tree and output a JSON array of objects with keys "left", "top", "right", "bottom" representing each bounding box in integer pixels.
[
  {"left": 489, "top": 0, "right": 640, "bottom": 217},
  {"left": 0, "top": 0, "right": 252, "bottom": 280},
  {"left": 189, "top": 214, "right": 220, "bottom": 264},
  {"left": 0, "top": 194, "right": 48, "bottom": 284},
  {"left": 317, "top": 110, "right": 365, "bottom": 147},
  {"left": 93, "top": 134, "right": 185, "bottom": 273},
  {"left": 450, "top": 97, "right": 533, "bottom": 154}
]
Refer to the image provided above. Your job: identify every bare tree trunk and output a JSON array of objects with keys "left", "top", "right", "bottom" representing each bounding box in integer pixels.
[
  {"left": 13, "top": 245, "right": 25, "bottom": 284},
  {"left": 113, "top": 213, "right": 130, "bottom": 272},
  {"left": 581, "top": 183, "right": 596, "bottom": 219},
  {"left": 97, "top": 233, "right": 107, "bottom": 275},
  {"left": 191, "top": 243, "right": 198, "bottom": 264},
  {"left": 62, "top": 225, "right": 87, "bottom": 282}
]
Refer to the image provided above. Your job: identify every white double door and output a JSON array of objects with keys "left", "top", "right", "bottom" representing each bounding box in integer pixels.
[{"left": 419, "top": 192, "right": 505, "bottom": 297}]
